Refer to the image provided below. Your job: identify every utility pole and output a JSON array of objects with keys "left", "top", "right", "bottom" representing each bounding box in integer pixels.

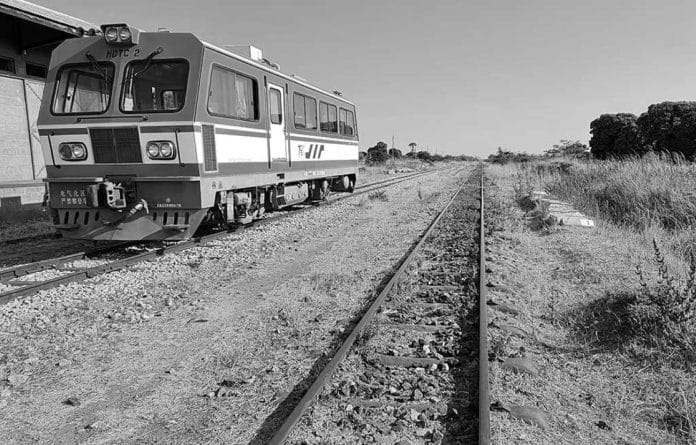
[{"left": 391, "top": 132, "right": 396, "bottom": 167}]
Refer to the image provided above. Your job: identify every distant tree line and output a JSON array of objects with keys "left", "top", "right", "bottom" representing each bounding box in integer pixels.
[
  {"left": 590, "top": 101, "right": 696, "bottom": 159},
  {"left": 360, "top": 141, "right": 477, "bottom": 164},
  {"left": 487, "top": 140, "right": 589, "bottom": 164}
]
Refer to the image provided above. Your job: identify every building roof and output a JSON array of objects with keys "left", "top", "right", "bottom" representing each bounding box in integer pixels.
[{"left": 0, "top": 0, "right": 98, "bottom": 36}]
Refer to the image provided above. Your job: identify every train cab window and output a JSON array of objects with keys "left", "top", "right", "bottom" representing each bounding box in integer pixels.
[
  {"left": 339, "top": 108, "right": 355, "bottom": 137},
  {"left": 208, "top": 66, "right": 258, "bottom": 120},
  {"left": 121, "top": 59, "right": 188, "bottom": 113},
  {"left": 269, "top": 88, "right": 282, "bottom": 124},
  {"left": 52, "top": 62, "right": 114, "bottom": 114},
  {"left": 293, "top": 93, "right": 317, "bottom": 130},
  {"left": 319, "top": 102, "right": 338, "bottom": 133}
]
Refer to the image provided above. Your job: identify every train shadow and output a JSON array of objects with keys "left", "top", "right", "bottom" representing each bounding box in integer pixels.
[{"left": 0, "top": 239, "right": 112, "bottom": 270}]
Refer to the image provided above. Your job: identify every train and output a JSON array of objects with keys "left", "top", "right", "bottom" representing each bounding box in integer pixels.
[{"left": 37, "top": 24, "right": 359, "bottom": 241}]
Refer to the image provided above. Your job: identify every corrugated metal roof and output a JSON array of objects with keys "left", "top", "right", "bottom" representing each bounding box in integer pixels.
[{"left": 0, "top": 0, "right": 98, "bottom": 35}]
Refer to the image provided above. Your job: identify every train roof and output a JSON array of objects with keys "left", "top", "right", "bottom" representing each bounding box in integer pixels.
[{"left": 201, "top": 40, "right": 354, "bottom": 107}]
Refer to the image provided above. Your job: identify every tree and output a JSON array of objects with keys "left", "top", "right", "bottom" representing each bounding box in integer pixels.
[
  {"left": 367, "top": 141, "right": 389, "bottom": 164},
  {"left": 408, "top": 142, "right": 417, "bottom": 153},
  {"left": 358, "top": 151, "right": 367, "bottom": 161},
  {"left": 589, "top": 113, "right": 645, "bottom": 159},
  {"left": 388, "top": 148, "right": 402, "bottom": 158},
  {"left": 637, "top": 102, "right": 696, "bottom": 159}
]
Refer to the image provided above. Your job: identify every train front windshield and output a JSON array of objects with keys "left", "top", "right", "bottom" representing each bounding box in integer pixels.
[
  {"left": 52, "top": 62, "right": 114, "bottom": 114},
  {"left": 50, "top": 58, "right": 189, "bottom": 115},
  {"left": 121, "top": 60, "right": 189, "bottom": 112}
]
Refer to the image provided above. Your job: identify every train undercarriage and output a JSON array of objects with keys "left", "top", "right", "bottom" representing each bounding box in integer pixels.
[{"left": 50, "top": 174, "right": 356, "bottom": 241}]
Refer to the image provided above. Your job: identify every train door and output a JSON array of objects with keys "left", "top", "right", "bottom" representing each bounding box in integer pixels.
[{"left": 267, "top": 83, "right": 289, "bottom": 166}]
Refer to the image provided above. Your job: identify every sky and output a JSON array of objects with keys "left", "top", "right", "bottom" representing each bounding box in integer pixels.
[{"left": 33, "top": 0, "right": 696, "bottom": 157}]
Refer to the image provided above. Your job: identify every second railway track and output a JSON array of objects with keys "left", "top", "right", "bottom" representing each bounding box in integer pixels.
[
  {"left": 0, "top": 168, "right": 448, "bottom": 305},
  {"left": 258, "top": 166, "right": 490, "bottom": 444}
]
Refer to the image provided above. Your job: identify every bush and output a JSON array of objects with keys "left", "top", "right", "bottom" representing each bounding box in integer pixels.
[
  {"left": 589, "top": 113, "right": 645, "bottom": 159},
  {"left": 416, "top": 151, "right": 432, "bottom": 161},
  {"left": 637, "top": 102, "right": 696, "bottom": 160},
  {"left": 367, "top": 142, "right": 389, "bottom": 164},
  {"left": 632, "top": 240, "right": 696, "bottom": 360},
  {"left": 487, "top": 147, "right": 537, "bottom": 164}
]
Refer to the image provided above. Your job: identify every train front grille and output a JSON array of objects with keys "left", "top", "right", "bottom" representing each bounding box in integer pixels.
[{"left": 90, "top": 127, "right": 142, "bottom": 164}]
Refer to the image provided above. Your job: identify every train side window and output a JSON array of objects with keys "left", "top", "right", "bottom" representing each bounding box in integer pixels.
[
  {"left": 305, "top": 96, "right": 317, "bottom": 130},
  {"left": 339, "top": 108, "right": 346, "bottom": 135},
  {"left": 293, "top": 93, "right": 317, "bottom": 131},
  {"left": 319, "top": 101, "right": 337, "bottom": 133},
  {"left": 293, "top": 92, "right": 306, "bottom": 128},
  {"left": 269, "top": 88, "right": 282, "bottom": 124},
  {"left": 339, "top": 108, "right": 355, "bottom": 137},
  {"left": 345, "top": 110, "right": 355, "bottom": 136},
  {"left": 208, "top": 66, "right": 258, "bottom": 120}
]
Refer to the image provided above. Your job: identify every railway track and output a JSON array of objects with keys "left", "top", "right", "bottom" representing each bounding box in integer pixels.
[
  {"left": 258, "top": 167, "right": 490, "bottom": 444},
  {"left": 0, "top": 168, "right": 446, "bottom": 305}
]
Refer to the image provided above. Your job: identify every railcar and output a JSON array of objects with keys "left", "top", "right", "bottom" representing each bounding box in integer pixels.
[{"left": 37, "top": 24, "right": 358, "bottom": 240}]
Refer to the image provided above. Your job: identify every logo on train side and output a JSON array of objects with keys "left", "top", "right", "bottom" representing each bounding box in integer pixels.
[{"left": 298, "top": 144, "right": 325, "bottom": 159}]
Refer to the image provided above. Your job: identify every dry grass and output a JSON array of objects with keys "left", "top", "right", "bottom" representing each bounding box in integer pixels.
[
  {"left": 510, "top": 155, "right": 696, "bottom": 260},
  {"left": 485, "top": 163, "right": 696, "bottom": 444}
]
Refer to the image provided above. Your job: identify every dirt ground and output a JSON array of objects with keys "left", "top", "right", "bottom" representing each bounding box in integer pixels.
[
  {"left": 0, "top": 164, "right": 470, "bottom": 444},
  {"left": 484, "top": 167, "right": 694, "bottom": 445}
]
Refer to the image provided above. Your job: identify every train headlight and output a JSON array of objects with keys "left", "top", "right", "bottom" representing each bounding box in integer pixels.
[
  {"left": 118, "top": 27, "right": 132, "bottom": 42},
  {"left": 58, "top": 143, "right": 87, "bottom": 161},
  {"left": 100, "top": 24, "right": 140, "bottom": 45},
  {"left": 159, "top": 142, "right": 174, "bottom": 158},
  {"left": 146, "top": 141, "right": 176, "bottom": 160},
  {"left": 146, "top": 142, "right": 161, "bottom": 158},
  {"left": 105, "top": 27, "right": 119, "bottom": 43}
]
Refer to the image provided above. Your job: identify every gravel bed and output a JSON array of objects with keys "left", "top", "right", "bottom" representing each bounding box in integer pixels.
[
  {"left": 0, "top": 164, "right": 472, "bottom": 444},
  {"left": 62, "top": 259, "right": 122, "bottom": 269}
]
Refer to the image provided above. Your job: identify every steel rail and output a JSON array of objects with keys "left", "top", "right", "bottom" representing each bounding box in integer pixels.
[
  {"left": 478, "top": 167, "right": 491, "bottom": 444},
  {"left": 0, "top": 167, "right": 447, "bottom": 305},
  {"left": 267, "top": 174, "right": 471, "bottom": 445}
]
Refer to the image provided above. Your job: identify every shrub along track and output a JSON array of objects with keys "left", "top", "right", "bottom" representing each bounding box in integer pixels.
[
  {"left": 0, "top": 169, "right": 450, "bottom": 305},
  {"left": 257, "top": 167, "right": 489, "bottom": 444}
]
